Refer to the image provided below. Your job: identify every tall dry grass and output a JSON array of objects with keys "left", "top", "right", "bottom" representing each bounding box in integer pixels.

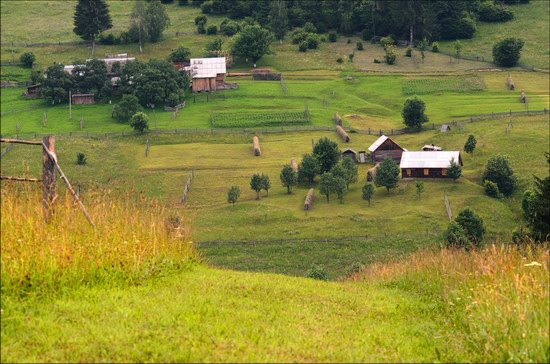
[
  {"left": 1, "top": 183, "right": 196, "bottom": 298},
  {"left": 355, "top": 244, "right": 549, "bottom": 362}
]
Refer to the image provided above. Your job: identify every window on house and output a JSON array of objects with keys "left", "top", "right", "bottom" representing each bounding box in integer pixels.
[
  {"left": 423, "top": 169, "right": 429, "bottom": 176},
  {"left": 442, "top": 168, "right": 447, "bottom": 176},
  {"left": 406, "top": 169, "right": 411, "bottom": 176}
]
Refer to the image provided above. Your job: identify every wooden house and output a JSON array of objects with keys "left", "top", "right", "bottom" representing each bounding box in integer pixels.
[
  {"left": 187, "top": 57, "right": 226, "bottom": 92},
  {"left": 367, "top": 135, "right": 406, "bottom": 163},
  {"left": 25, "top": 84, "right": 41, "bottom": 98},
  {"left": 72, "top": 93, "right": 95, "bottom": 105},
  {"left": 342, "top": 148, "right": 357, "bottom": 162},
  {"left": 400, "top": 151, "right": 462, "bottom": 179}
]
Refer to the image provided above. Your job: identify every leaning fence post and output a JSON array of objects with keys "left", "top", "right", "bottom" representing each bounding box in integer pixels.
[{"left": 42, "top": 136, "right": 57, "bottom": 222}]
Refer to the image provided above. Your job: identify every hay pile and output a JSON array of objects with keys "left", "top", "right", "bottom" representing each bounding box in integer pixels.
[
  {"left": 291, "top": 158, "right": 298, "bottom": 173},
  {"left": 507, "top": 75, "right": 515, "bottom": 90},
  {"left": 519, "top": 89, "right": 527, "bottom": 103},
  {"left": 304, "top": 188, "right": 314, "bottom": 211},
  {"left": 367, "top": 163, "right": 379, "bottom": 182},
  {"left": 336, "top": 125, "right": 350, "bottom": 142},
  {"left": 253, "top": 136, "right": 261, "bottom": 156},
  {"left": 334, "top": 112, "right": 342, "bottom": 126}
]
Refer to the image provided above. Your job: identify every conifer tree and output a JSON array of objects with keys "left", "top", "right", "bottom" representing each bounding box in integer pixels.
[{"left": 73, "top": 0, "right": 112, "bottom": 58}]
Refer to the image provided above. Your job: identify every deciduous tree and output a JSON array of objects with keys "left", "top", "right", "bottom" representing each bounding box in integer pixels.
[
  {"left": 313, "top": 137, "right": 340, "bottom": 174},
  {"left": 227, "top": 186, "right": 241, "bottom": 207},
  {"left": 280, "top": 164, "right": 297, "bottom": 194},
  {"left": 231, "top": 25, "right": 274, "bottom": 66},
  {"left": 402, "top": 96, "right": 428, "bottom": 129},
  {"left": 374, "top": 158, "right": 400, "bottom": 192}
]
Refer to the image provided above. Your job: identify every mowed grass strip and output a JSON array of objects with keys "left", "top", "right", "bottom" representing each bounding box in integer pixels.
[{"left": 402, "top": 75, "right": 486, "bottom": 95}]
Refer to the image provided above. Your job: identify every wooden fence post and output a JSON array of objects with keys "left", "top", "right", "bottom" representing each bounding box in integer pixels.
[{"left": 42, "top": 136, "right": 57, "bottom": 222}]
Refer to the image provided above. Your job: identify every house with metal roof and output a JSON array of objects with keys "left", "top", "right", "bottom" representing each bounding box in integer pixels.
[
  {"left": 400, "top": 151, "right": 462, "bottom": 179},
  {"left": 186, "top": 57, "right": 226, "bottom": 92},
  {"left": 367, "top": 135, "right": 407, "bottom": 163}
]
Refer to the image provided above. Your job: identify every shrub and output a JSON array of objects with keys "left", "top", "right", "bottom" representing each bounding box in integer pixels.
[
  {"left": 454, "top": 208, "right": 485, "bottom": 246},
  {"left": 298, "top": 41, "right": 308, "bottom": 52},
  {"left": 482, "top": 154, "right": 516, "bottom": 196},
  {"left": 220, "top": 20, "right": 239, "bottom": 36},
  {"left": 20, "top": 52, "right": 36, "bottom": 68},
  {"left": 373, "top": 58, "right": 382, "bottom": 63},
  {"left": 194, "top": 14, "right": 207, "bottom": 26},
  {"left": 291, "top": 28, "right": 308, "bottom": 44},
  {"left": 76, "top": 153, "right": 87, "bottom": 165},
  {"left": 379, "top": 35, "right": 394, "bottom": 49},
  {"left": 200, "top": 0, "right": 213, "bottom": 13},
  {"left": 307, "top": 264, "right": 328, "bottom": 280},
  {"left": 130, "top": 112, "right": 149, "bottom": 133},
  {"left": 348, "top": 53, "right": 355, "bottom": 62},
  {"left": 328, "top": 32, "right": 337, "bottom": 42},
  {"left": 440, "top": 14, "right": 476, "bottom": 40},
  {"left": 445, "top": 221, "right": 470, "bottom": 249},
  {"left": 319, "top": 36, "right": 327, "bottom": 42},
  {"left": 511, "top": 226, "right": 530, "bottom": 243},
  {"left": 336, "top": 57, "right": 344, "bottom": 63},
  {"left": 197, "top": 23, "right": 206, "bottom": 34},
  {"left": 356, "top": 41, "right": 363, "bottom": 51},
  {"left": 112, "top": 95, "right": 142, "bottom": 123},
  {"left": 484, "top": 180, "right": 501, "bottom": 198},
  {"left": 405, "top": 47, "right": 412, "bottom": 57},
  {"left": 206, "top": 25, "right": 218, "bottom": 35},
  {"left": 464, "top": 134, "right": 477, "bottom": 155},
  {"left": 384, "top": 45, "right": 397, "bottom": 65},
  {"left": 447, "top": 157, "right": 462, "bottom": 181},
  {"left": 205, "top": 38, "right": 223, "bottom": 52},
  {"left": 493, "top": 38, "right": 524, "bottom": 67},
  {"left": 169, "top": 46, "right": 191, "bottom": 62},
  {"left": 99, "top": 33, "right": 117, "bottom": 45},
  {"left": 166, "top": 92, "right": 183, "bottom": 107},
  {"left": 305, "top": 34, "right": 319, "bottom": 49},
  {"left": 401, "top": 96, "right": 428, "bottom": 128},
  {"left": 303, "top": 22, "right": 316, "bottom": 34},
  {"left": 478, "top": 2, "right": 514, "bottom": 22},
  {"left": 522, "top": 190, "right": 537, "bottom": 225},
  {"left": 227, "top": 186, "right": 240, "bottom": 207},
  {"left": 431, "top": 42, "right": 439, "bottom": 52},
  {"left": 346, "top": 38, "right": 351, "bottom": 44}
]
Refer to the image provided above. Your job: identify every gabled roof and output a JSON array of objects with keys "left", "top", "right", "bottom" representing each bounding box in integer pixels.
[
  {"left": 342, "top": 148, "right": 357, "bottom": 154},
  {"left": 188, "top": 57, "right": 226, "bottom": 79},
  {"left": 400, "top": 151, "right": 462, "bottom": 169},
  {"left": 368, "top": 135, "right": 406, "bottom": 152},
  {"left": 422, "top": 144, "right": 442, "bottom": 151}
]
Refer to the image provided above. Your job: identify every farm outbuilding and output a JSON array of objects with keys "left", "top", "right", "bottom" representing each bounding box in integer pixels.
[
  {"left": 400, "top": 151, "right": 463, "bottom": 179},
  {"left": 368, "top": 135, "right": 406, "bottom": 163},
  {"left": 342, "top": 148, "right": 357, "bottom": 162},
  {"left": 71, "top": 93, "right": 95, "bottom": 105},
  {"left": 422, "top": 144, "right": 442, "bottom": 151},
  {"left": 358, "top": 151, "right": 367, "bottom": 163},
  {"left": 187, "top": 57, "right": 227, "bottom": 93},
  {"left": 25, "top": 84, "right": 41, "bottom": 98}
]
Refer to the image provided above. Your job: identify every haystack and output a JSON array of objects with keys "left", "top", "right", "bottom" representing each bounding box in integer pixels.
[
  {"left": 336, "top": 125, "right": 350, "bottom": 142},
  {"left": 304, "top": 188, "right": 314, "bottom": 211},
  {"left": 291, "top": 158, "right": 298, "bottom": 173},
  {"left": 334, "top": 112, "right": 342, "bottom": 126},
  {"left": 253, "top": 135, "right": 261, "bottom": 156},
  {"left": 519, "top": 89, "right": 526, "bottom": 103},
  {"left": 366, "top": 163, "right": 379, "bottom": 182},
  {"left": 507, "top": 75, "right": 515, "bottom": 90}
]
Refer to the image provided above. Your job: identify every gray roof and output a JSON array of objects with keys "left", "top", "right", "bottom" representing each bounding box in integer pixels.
[
  {"left": 342, "top": 148, "right": 357, "bottom": 154},
  {"left": 188, "top": 57, "right": 226, "bottom": 79},
  {"left": 368, "top": 135, "right": 388, "bottom": 152},
  {"left": 400, "top": 151, "right": 461, "bottom": 169},
  {"left": 422, "top": 144, "right": 442, "bottom": 151}
]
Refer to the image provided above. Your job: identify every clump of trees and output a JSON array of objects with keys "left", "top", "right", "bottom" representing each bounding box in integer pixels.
[
  {"left": 231, "top": 25, "right": 274, "bottom": 67},
  {"left": 482, "top": 154, "right": 516, "bottom": 196},
  {"left": 130, "top": 112, "right": 149, "bottom": 133},
  {"left": 402, "top": 96, "right": 429, "bottom": 129},
  {"left": 445, "top": 208, "right": 485, "bottom": 249},
  {"left": 250, "top": 174, "right": 270, "bottom": 199},
  {"left": 493, "top": 38, "right": 524, "bottom": 67},
  {"left": 521, "top": 153, "right": 550, "bottom": 240},
  {"left": 20, "top": 52, "right": 36, "bottom": 68}
]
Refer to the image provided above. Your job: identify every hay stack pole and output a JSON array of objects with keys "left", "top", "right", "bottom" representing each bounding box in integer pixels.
[
  {"left": 291, "top": 158, "right": 298, "bottom": 173},
  {"left": 336, "top": 125, "right": 350, "bottom": 142},
  {"left": 334, "top": 112, "right": 342, "bottom": 126},
  {"left": 304, "top": 188, "right": 314, "bottom": 211},
  {"left": 253, "top": 135, "right": 261, "bottom": 156},
  {"left": 507, "top": 75, "right": 515, "bottom": 90}
]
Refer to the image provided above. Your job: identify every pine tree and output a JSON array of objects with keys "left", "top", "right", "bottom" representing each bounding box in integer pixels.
[
  {"left": 73, "top": 0, "right": 112, "bottom": 58},
  {"left": 269, "top": 0, "right": 288, "bottom": 44},
  {"left": 464, "top": 134, "right": 477, "bottom": 155},
  {"left": 447, "top": 157, "right": 462, "bottom": 181}
]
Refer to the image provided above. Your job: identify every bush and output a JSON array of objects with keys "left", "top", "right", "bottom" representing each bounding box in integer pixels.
[
  {"left": 336, "top": 57, "right": 344, "bottom": 63},
  {"left": 76, "top": 153, "right": 87, "bottom": 165},
  {"left": 194, "top": 15, "right": 207, "bottom": 26},
  {"left": 200, "top": 1, "right": 213, "bottom": 14},
  {"left": 405, "top": 47, "right": 412, "bottom": 57},
  {"left": 197, "top": 23, "right": 206, "bottom": 34},
  {"left": 205, "top": 38, "right": 223, "bottom": 52},
  {"left": 307, "top": 264, "right": 328, "bottom": 281},
  {"left": 166, "top": 92, "right": 183, "bottom": 107},
  {"left": 445, "top": 221, "right": 470, "bottom": 248},
  {"left": 298, "top": 41, "right": 308, "bottom": 52},
  {"left": 431, "top": 42, "right": 439, "bottom": 52},
  {"left": 401, "top": 95, "right": 428, "bottom": 128},
  {"left": 440, "top": 15, "right": 476, "bottom": 40},
  {"left": 484, "top": 180, "right": 501, "bottom": 198},
  {"left": 384, "top": 45, "right": 397, "bottom": 65},
  {"left": 478, "top": 2, "right": 514, "bottom": 22},
  {"left": 319, "top": 35, "right": 327, "bottom": 42},
  {"left": 482, "top": 154, "right": 516, "bottom": 196},
  {"left": 169, "top": 46, "right": 191, "bottom": 62},
  {"left": 220, "top": 20, "right": 239, "bottom": 36},
  {"left": 130, "top": 112, "right": 149, "bottom": 133},
  {"left": 99, "top": 33, "right": 118, "bottom": 45},
  {"left": 455, "top": 208, "right": 485, "bottom": 246},
  {"left": 112, "top": 95, "right": 142, "bottom": 123},
  {"left": 20, "top": 52, "right": 36, "bottom": 68},
  {"left": 373, "top": 58, "right": 382, "bottom": 63},
  {"left": 356, "top": 41, "right": 363, "bottom": 51},
  {"left": 348, "top": 53, "right": 354, "bottom": 62},
  {"left": 346, "top": 38, "right": 351, "bottom": 44},
  {"left": 291, "top": 28, "right": 308, "bottom": 44},
  {"left": 306, "top": 34, "right": 319, "bottom": 49},
  {"left": 303, "top": 22, "right": 316, "bottom": 34},
  {"left": 206, "top": 25, "right": 218, "bottom": 35},
  {"left": 328, "top": 32, "right": 337, "bottom": 42},
  {"left": 379, "top": 35, "right": 394, "bottom": 49},
  {"left": 493, "top": 38, "right": 524, "bottom": 67}
]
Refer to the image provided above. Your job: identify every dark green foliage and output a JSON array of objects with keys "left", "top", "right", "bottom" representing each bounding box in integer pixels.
[
  {"left": 374, "top": 159, "right": 400, "bottom": 192},
  {"left": 334, "top": 176, "right": 346, "bottom": 203},
  {"left": 205, "top": 39, "right": 223, "bottom": 53},
  {"left": 206, "top": 25, "right": 218, "bottom": 35},
  {"left": 348, "top": 52, "right": 355, "bottom": 62},
  {"left": 73, "top": 0, "right": 112, "bottom": 44},
  {"left": 30, "top": 70, "right": 44, "bottom": 85},
  {"left": 305, "top": 34, "right": 319, "bottom": 49},
  {"left": 415, "top": 181, "right": 425, "bottom": 199},
  {"left": 402, "top": 96, "right": 428, "bottom": 128},
  {"left": 130, "top": 112, "right": 149, "bottom": 133},
  {"left": 298, "top": 153, "right": 320, "bottom": 186},
  {"left": 361, "top": 183, "right": 374, "bottom": 206},
  {"left": 280, "top": 165, "right": 297, "bottom": 194},
  {"left": 178, "top": 0, "right": 188, "bottom": 5},
  {"left": 431, "top": 42, "right": 439, "bottom": 52},
  {"left": 231, "top": 25, "right": 274, "bottom": 64},
  {"left": 20, "top": 52, "right": 35, "bottom": 68},
  {"left": 484, "top": 180, "right": 500, "bottom": 198},
  {"left": 269, "top": 0, "right": 288, "bottom": 42},
  {"left": 166, "top": 92, "right": 184, "bottom": 107},
  {"left": 200, "top": 1, "right": 213, "bottom": 14},
  {"left": 478, "top": 2, "right": 514, "bottom": 22},
  {"left": 356, "top": 42, "right": 363, "bottom": 51},
  {"left": 384, "top": 45, "right": 397, "bottom": 65},
  {"left": 447, "top": 157, "right": 462, "bottom": 181},
  {"left": 291, "top": 28, "right": 308, "bottom": 44},
  {"left": 40, "top": 64, "right": 75, "bottom": 104},
  {"left": 328, "top": 32, "right": 337, "bottom": 42},
  {"left": 72, "top": 59, "right": 109, "bottom": 94},
  {"left": 313, "top": 137, "right": 340, "bottom": 174},
  {"left": 250, "top": 173, "right": 262, "bottom": 199},
  {"left": 298, "top": 42, "right": 308, "bottom": 52},
  {"left": 445, "top": 221, "right": 470, "bottom": 249},
  {"left": 146, "top": 0, "right": 170, "bottom": 42},
  {"left": 405, "top": 47, "right": 412, "bottom": 57},
  {"left": 220, "top": 19, "right": 240, "bottom": 36},
  {"left": 464, "top": 134, "right": 477, "bottom": 155},
  {"left": 522, "top": 190, "right": 537, "bottom": 225},
  {"left": 197, "top": 23, "right": 206, "bottom": 34},
  {"left": 482, "top": 154, "right": 516, "bottom": 196},
  {"left": 493, "top": 38, "right": 524, "bottom": 67},
  {"left": 195, "top": 15, "right": 207, "bottom": 26},
  {"left": 113, "top": 95, "right": 142, "bottom": 122},
  {"left": 227, "top": 186, "right": 241, "bottom": 207},
  {"left": 303, "top": 22, "right": 316, "bottom": 34},
  {"left": 417, "top": 38, "right": 429, "bottom": 62},
  {"left": 336, "top": 57, "right": 344, "bottom": 63},
  {"left": 307, "top": 264, "right": 328, "bottom": 281},
  {"left": 161, "top": 0, "right": 174, "bottom": 3},
  {"left": 260, "top": 174, "right": 271, "bottom": 196},
  {"left": 454, "top": 208, "right": 485, "bottom": 246},
  {"left": 340, "top": 156, "right": 358, "bottom": 189},
  {"left": 530, "top": 153, "right": 550, "bottom": 239},
  {"left": 169, "top": 46, "right": 191, "bottom": 62},
  {"left": 379, "top": 36, "right": 394, "bottom": 49},
  {"left": 319, "top": 172, "right": 336, "bottom": 202},
  {"left": 76, "top": 152, "right": 87, "bottom": 165}
]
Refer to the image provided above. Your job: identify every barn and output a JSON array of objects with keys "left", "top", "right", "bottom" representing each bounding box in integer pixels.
[
  {"left": 25, "top": 84, "right": 41, "bottom": 98},
  {"left": 368, "top": 135, "right": 406, "bottom": 163},
  {"left": 400, "top": 151, "right": 462, "bottom": 179},
  {"left": 342, "top": 148, "right": 357, "bottom": 162},
  {"left": 72, "top": 93, "right": 95, "bottom": 105},
  {"left": 187, "top": 57, "right": 226, "bottom": 92}
]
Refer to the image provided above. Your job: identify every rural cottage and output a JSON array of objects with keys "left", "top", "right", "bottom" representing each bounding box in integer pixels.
[
  {"left": 368, "top": 135, "right": 406, "bottom": 163},
  {"left": 400, "top": 151, "right": 462, "bottom": 178}
]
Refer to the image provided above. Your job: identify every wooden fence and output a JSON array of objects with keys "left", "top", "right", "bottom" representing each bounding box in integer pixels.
[
  {"left": 443, "top": 191, "right": 453, "bottom": 222},
  {"left": 181, "top": 171, "right": 194, "bottom": 205},
  {"left": 164, "top": 101, "right": 186, "bottom": 112}
]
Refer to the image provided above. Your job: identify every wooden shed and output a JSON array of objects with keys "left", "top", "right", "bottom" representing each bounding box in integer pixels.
[
  {"left": 400, "top": 151, "right": 462, "bottom": 179},
  {"left": 342, "top": 148, "right": 357, "bottom": 163},
  {"left": 188, "top": 57, "right": 226, "bottom": 93},
  {"left": 368, "top": 135, "right": 406, "bottom": 163},
  {"left": 25, "top": 84, "right": 41, "bottom": 98},
  {"left": 72, "top": 93, "right": 95, "bottom": 105}
]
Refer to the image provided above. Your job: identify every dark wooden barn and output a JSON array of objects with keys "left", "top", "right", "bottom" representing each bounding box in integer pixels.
[
  {"left": 72, "top": 93, "right": 95, "bottom": 105},
  {"left": 341, "top": 148, "right": 357, "bottom": 162},
  {"left": 25, "top": 84, "right": 41, "bottom": 98},
  {"left": 400, "top": 151, "right": 463, "bottom": 179},
  {"left": 368, "top": 135, "right": 406, "bottom": 163}
]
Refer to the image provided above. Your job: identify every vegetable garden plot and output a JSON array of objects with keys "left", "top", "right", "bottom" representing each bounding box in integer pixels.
[
  {"left": 209, "top": 111, "right": 311, "bottom": 128},
  {"left": 402, "top": 76, "right": 486, "bottom": 95}
]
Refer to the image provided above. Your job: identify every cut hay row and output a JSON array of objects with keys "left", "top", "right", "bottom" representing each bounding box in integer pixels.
[
  {"left": 336, "top": 125, "right": 350, "bottom": 142},
  {"left": 334, "top": 112, "right": 342, "bottom": 126},
  {"left": 253, "top": 136, "right": 261, "bottom": 156},
  {"left": 402, "top": 76, "right": 486, "bottom": 95},
  {"left": 210, "top": 111, "right": 311, "bottom": 128},
  {"left": 304, "top": 188, "right": 314, "bottom": 211},
  {"left": 507, "top": 75, "right": 515, "bottom": 90},
  {"left": 366, "top": 163, "right": 379, "bottom": 182},
  {"left": 291, "top": 158, "right": 298, "bottom": 173}
]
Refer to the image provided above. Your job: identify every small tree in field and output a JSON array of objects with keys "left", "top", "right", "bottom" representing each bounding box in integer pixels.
[
  {"left": 415, "top": 181, "right": 424, "bottom": 199},
  {"left": 260, "top": 174, "right": 271, "bottom": 196},
  {"left": 402, "top": 96, "right": 428, "bottom": 129},
  {"left": 493, "top": 38, "right": 524, "bottom": 67},
  {"left": 130, "top": 112, "right": 149, "bottom": 133},
  {"left": 454, "top": 208, "right": 485, "bottom": 246},
  {"left": 417, "top": 38, "right": 428, "bottom": 62},
  {"left": 227, "top": 186, "right": 241, "bottom": 207},
  {"left": 464, "top": 134, "right": 477, "bottom": 155},
  {"left": 334, "top": 176, "right": 346, "bottom": 203},
  {"left": 20, "top": 52, "right": 36, "bottom": 68},
  {"left": 313, "top": 137, "right": 340, "bottom": 173},
  {"left": 231, "top": 25, "right": 274, "bottom": 67},
  {"left": 298, "top": 153, "right": 320, "bottom": 186},
  {"left": 454, "top": 40, "right": 462, "bottom": 61},
  {"left": 341, "top": 156, "right": 358, "bottom": 189},
  {"left": 374, "top": 158, "right": 400, "bottom": 192},
  {"left": 482, "top": 154, "right": 516, "bottom": 196},
  {"left": 250, "top": 174, "right": 262, "bottom": 199},
  {"left": 113, "top": 94, "right": 142, "bottom": 122},
  {"left": 447, "top": 157, "right": 462, "bottom": 181},
  {"left": 280, "top": 165, "right": 297, "bottom": 194},
  {"left": 362, "top": 182, "right": 374, "bottom": 206},
  {"left": 319, "top": 172, "right": 336, "bottom": 202}
]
